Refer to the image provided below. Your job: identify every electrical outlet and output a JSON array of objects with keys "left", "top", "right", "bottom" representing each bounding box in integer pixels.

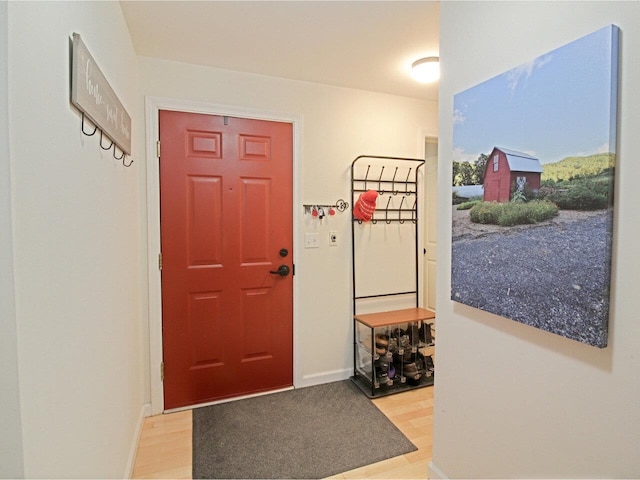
[
  {"left": 329, "top": 231, "right": 338, "bottom": 246},
  {"left": 304, "top": 232, "right": 320, "bottom": 248}
]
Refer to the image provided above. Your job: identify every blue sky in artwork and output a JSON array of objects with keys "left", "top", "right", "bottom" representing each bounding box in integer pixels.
[{"left": 453, "top": 25, "right": 618, "bottom": 165}]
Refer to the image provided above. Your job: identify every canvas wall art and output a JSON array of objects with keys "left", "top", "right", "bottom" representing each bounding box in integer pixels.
[{"left": 451, "top": 25, "right": 619, "bottom": 348}]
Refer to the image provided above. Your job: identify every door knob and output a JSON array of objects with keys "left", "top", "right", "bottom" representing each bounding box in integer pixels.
[{"left": 269, "top": 265, "right": 290, "bottom": 277}]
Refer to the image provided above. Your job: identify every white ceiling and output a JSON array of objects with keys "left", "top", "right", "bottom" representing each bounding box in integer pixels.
[{"left": 119, "top": 1, "right": 440, "bottom": 101}]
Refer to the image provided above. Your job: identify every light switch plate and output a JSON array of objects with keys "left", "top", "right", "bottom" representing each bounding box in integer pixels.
[{"left": 304, "top": 232, "right": 320, "bottom": 248}]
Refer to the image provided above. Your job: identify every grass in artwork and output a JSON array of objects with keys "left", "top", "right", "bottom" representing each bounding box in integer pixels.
[
  {"left": 538, "top": 172, "right": 613, "bottom": 210},
  {"left": 469, "top": 200, "right": 558, "bottom": 226},
  {"left": 456, "top": 200, "right": 482, "bottom": 210}
]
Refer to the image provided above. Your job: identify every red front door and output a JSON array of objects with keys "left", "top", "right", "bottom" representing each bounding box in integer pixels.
[{"left": 159, "top": 110, "right": 293, "bottom": 410}]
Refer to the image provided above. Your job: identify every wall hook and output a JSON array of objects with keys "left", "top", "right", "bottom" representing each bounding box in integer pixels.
[
  {"left": 385, "top": 197, "right": 392, "bottom": 224},
  {"left": 113, "top": 145, "right": 125, "bottom": 160},
  {"left": 404, "top": 168, "right": 412, "bottom": 194},
  {"left": 377, "top": 166, "right": 385, "bottom": 194},
  {"left": 113, "top": 145, "right": 132, "bottom": 167},
  {"left": 81, "top": 113, "right": 97, "bottom": 136},
  {"left": 363, "top": 165, "right": 371, "bottom": 191},
  {"left": 391, "top": 167, "right": 399, "bottom": 195},
  {"left": 100, "top": 130, "right": 113, "bottom": 150},
  {"left": 78, "top": 112, "right": 131, "bottom": 168}
]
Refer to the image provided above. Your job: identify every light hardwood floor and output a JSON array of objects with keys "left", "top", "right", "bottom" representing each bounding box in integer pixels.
[{"left": 132, "top": 385, "right": 433, "bottom": 479}]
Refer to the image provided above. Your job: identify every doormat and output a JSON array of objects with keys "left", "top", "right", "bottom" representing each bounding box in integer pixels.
[{"left": 192, "top": 380, "right": 417, "bottom": 479}]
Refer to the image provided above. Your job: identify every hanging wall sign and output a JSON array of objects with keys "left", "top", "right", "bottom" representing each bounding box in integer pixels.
[{"left": 70, "top": 32, "right": 131, "bottom": 155}]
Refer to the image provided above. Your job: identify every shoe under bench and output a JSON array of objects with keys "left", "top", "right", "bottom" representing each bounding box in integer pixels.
[{"left": 351, "top": 307, "right": 436, "bottom": 398}]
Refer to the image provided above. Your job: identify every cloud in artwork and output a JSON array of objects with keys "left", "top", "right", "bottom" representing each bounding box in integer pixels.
[
  {"left": 506, "top": 54, "right": 553, "bottom": 93},
  {"left": 453, "top": 109, "right": 466, "bottom": 125},
  {"left": 452, "top": 146, "right": 480, "bottom": 164}
]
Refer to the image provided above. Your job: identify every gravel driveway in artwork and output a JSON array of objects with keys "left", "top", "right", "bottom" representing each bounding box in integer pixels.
[{"left": 451, "top": 208, "right": 613, "bottom": 347}]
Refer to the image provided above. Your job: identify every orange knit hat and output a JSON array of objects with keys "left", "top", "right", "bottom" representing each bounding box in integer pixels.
[{"left": 353, "top": 190, "right": 378, "bottom": 222}]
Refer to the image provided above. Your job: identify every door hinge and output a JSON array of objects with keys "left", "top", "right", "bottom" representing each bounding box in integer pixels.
[
  {"left": 158, "top": 252, "right": 163, "bottom": 271},
  {"left": 156, "top": 140, "right": 161, "bottom": 158},
  {"left": 160, "top": 362, "right": 165, "bottom": 381},
  {"left": 292, "top": 263, "right": 295, "bottom": 276}
]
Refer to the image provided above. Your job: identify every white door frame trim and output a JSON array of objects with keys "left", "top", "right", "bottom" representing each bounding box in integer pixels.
[
  {"left": 419, "top": 128, "right": 438, "bottom": 311},
  {"left": 145, "top": 96, "right": 303, "bottom": 415}
]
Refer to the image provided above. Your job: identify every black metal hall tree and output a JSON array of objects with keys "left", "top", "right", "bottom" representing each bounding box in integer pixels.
[{"left": 350, "top": 155, "right": 436, "bottom": 398}]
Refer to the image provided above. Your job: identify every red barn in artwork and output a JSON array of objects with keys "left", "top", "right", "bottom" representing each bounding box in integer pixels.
[{"left": 483, "top": 147, "right": 542, "bottom": 202}]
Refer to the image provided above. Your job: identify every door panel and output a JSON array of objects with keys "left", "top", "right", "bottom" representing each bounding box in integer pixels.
[
  {"left": 241, "top": 178, "right": 271, "bottom": 262},
  {"left": 239, "top": 135, "right": 271, "bottom": 160},
  {"left": 160, "top": 111, "right": 293, "bottom": 409},
  {"left": 189, "top": 291, "right": 224, "bottom": 367},
  {"left": 188, "top": 176, "right": 222, "bottom": 266}
]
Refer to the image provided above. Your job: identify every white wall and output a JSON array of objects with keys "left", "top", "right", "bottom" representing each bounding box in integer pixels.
[
  {"left": 0, "top": 2, "right": 24, "bottom": 478},
  {"left": 7, "top": 2, "right": 144, "bottom": 478},
  {"left": 433, "top": 2, "right": 640, "bottom": 478},
  {"left": 137, "top": 57, "right": 437, "bottom": 398}
]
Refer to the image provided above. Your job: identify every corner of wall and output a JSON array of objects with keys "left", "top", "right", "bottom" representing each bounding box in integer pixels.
[
  {"left": 0, "top": 1, "right": 25, "bottom": 477},
  {"left": 427, "top": 461, "right": 448, "bottom": 480},
  {"left": 124, "top": 403, "right": 152, "bottom": 479}
]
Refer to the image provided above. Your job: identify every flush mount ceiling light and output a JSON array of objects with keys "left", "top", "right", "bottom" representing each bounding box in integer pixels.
[{"left": 411, "top": 56, "right": 440, "bottom": 83}]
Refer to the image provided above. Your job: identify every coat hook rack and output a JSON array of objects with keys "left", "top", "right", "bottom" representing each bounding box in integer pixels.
[
  {"left": 351, "top": 155, "right": 423, "bottom": 224},
  {"left": 72, "top": 34, "right": 132, "bottom": 169},
  {"left": 352, "top": 164, "right": 418, "bottom": 197},
  {"left": 80, "top": 113, "right": 133, "bottom": 168}
]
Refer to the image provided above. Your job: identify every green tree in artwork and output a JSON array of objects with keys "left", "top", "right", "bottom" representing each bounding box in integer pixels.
[
  {"left": 457, "top": 161, "right": 475, "bottom": 185},
  {"left": 474, "top": 153, "right": 489, "bottom": 185},
  {"left": 452, "top": 161, "right": 460, "bottom": 185},
  {"left": 453, "top": 155, "right": 488, "bottom": 186}
]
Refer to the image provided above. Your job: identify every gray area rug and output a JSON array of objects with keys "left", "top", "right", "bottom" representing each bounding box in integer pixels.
[{"left": 192, "top": 380, "right": 417, "bottom": 479}]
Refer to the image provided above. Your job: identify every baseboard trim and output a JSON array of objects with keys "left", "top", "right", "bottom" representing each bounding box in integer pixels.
[
  {"left": 297, "top": 368, "right": 352, "bottom": 388},
  {"left": 124, "top": 403, "right": 151, "bottom": 479},
  {"left": 428, "top": 461, "right": 449, "bottom": 480}
]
